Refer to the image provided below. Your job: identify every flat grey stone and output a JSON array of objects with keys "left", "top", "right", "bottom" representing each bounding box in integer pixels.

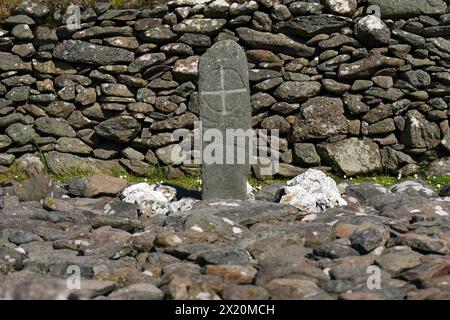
[
  {"left": 198, "top": 40, "right": 252, "bottom": 200},
  {"left": 53, "top": 40, "right": 134, "bottom": 66}
]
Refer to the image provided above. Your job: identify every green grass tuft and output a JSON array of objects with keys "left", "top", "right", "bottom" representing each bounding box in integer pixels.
[
  {"left": 49, "top": 167, "right": 93, "bottom": 182},
  {"left": 1, "top": 163, "right": 28, "bottom": 183}
]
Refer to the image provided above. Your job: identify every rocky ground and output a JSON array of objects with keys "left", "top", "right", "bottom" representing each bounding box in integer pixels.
[
  {"left": 0, "top": 170, "right": 449, "bottom": 300},
  {"left": 1, "top": 0, "right": 450, "bottom": 180}
]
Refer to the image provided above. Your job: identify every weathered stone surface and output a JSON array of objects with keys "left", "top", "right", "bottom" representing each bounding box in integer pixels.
[
  {"left": 293, "top": 143, "right": 320, "bottom": 166},
  {"left": 34, "top": 117, "right": 76, "bottom": 138},
  {"left": 199, "top": 40, "right": 251, "bottom": 200},
  {"left": 274, "top": 81, "right": 321, "bottom": 103},
  {"left": 156, "top": 144, "right": 186, "bottom": 166},
  {"left": 6, "top": 86, "right": 30, "bottom": 102},
  {"left": 5, "top": 123, "right": 36, "bottom": 145},
  {"left": 46, "top": 101, "right": 76, "bottom": 119},
  {"left": 236, "top": 27, "right": 315, "bottom": 57},
  {"left": 84, "top": 174, "right": 128, "bottom": 198},
  {"left": 275, "top": 14, "right": 352, "bottom": 38},
  {"left": 72, "top": 26, "right": 133, "bottom": 40},
  {"left": 150, "top": 113, "right": 198, "bottom": 131},
  {"left": 323, "top": 0, "right": 357, "bottom": 16},
  {"left": 56, "top": 137, "right": 93, "bottom": 155},
  {"left": 53, "top": 40, "right": 134, "bottom": 65},
  {"left": 128, "top": 53, "right": 166, "bottom": 73},
  {"left": 317, "top": 138, "right": 382, "bottom": 176},
  {"left": 350, "top": 223, "right": 390, "bottom": 254},
  {"left": 0, "top": 135, "right": 13, "bottom": 149},
  {"left": 290, "top": 97, "right": 347, "bottom": 142},
  {"left": 15, "top": 1, "right": 50, "bottom": 18},
  {"left": 426, "top": 158, "right": 450, "bottom": 176},
  {"left": 354, "top": 15, "right": 390, "bottom": 47},
  {"left": 173, "top": 19, "right": 226, "bottom": 35},
  {"left": 400, "top": 110, "right": 440, "bottom": 149},
  {"left": 367, "top": 0, "right": 447, "bottom": 18},
  {"left": 338, "top": 55, "right": 404, "bottom": 79},
  {"left": 279, "top": 169, "right": 346, "bottom": 213},
  {"left": 402, "top": 70, "right": 431, "bottom": 89},
  {"left": 45, "top": 151, "right": 122, "bottom": 175},
  {"left": 173, "top": 56, "right": 199, "bottom": 82},
  {"left": 14, "top": 153, "right": 45, "bottom": 177},
  {"left": 95, "top": 116, "right": 141, "bottom": 144},
  {"left": 4, "top": 14, "right": 36, "bottom": 26},
  {"left": 11, "top": 24, "right": 33, "bottom": 40}
]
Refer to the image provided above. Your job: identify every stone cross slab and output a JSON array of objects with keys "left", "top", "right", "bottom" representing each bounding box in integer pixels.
[{"left": 198, "top": 40, "right": 252, "bottom": 200}]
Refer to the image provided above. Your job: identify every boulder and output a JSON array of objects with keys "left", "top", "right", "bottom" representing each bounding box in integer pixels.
[
  {"left": 0, "top": 135, "right": 12, "bottom": 149},
  {"left": 380, "top": 147, "right": 415, "bottom": 172},
  {"left": 34, "top": 117, "right": 76, "bottom": 138},
  {"left": 236, "top": 27, "right": 315, "bottom": 57},
  {"left": 442, "top": 134, "right": 450, "bottom": 153},
  {"left": 354, "top": 15, "right": 390, "bottom": 47},
  {"left": 338, "top": 54, "right": 405, "bottom": 79},
  {"left": 5, "top": 123, "right": 37, "bottom": 145},
  {"left": 6, "top": 86, "right": 30, "bottom": 102},
  {"left": 4, "top": 15, "right": 36, "bottom": 26},
  {"left": 14, "top": 154, "right": 45, "bottom": 177},
  {"left": 45, "top": 151, "right": 122, "bottom": 175},
  {"left": 46, "top": 101, "right": 76, "bottom": 119},
  {"left": 317, "top": 138, "right": 383, "bottom": 176},
  {"left": 98, "top": 9, "right": 140, "bottom": 21},
  {"left": 275, "top": 14, "right": 352, "bottom": 38},
  {"left": 279, "top": 169, "right": 347, "bottom": 213},
  {"left": 426, "top": 38, "right": 450, "bottom": 59},
  {"left": 139, "top": 25, "right": 178, "bottom": 43},
  {"left": 173, "top": 19, "right": 226, "bottom": 35},
  {"left": 53, "top": 40, "right": 134, "bottom": 66},
  {"left": 156, "top": 144, "right": 186, "bottom": 166},
  {"left": 290, "top": 97, "right": 347, "bottom": 142},
  {"left": 260, "top": 115, "right": 291, "bottom": 135},
  {"left": 121, "top": 183, "right": 177, "bottom": 216},
  {"left": 401, "top": 70, "right": 431, "bottom": 88},
  {"left": 172, "top": 56, "right": 199, "bottom": 82},
  {"left": 293, "top": 143, "right": 321, "bottom": 167},
  {"left": 55, "top": 137, "right": 93, "bottom": 155},
  {"left": 72, "top": 26, "right": 133, "bottom": 40},
  {"left": 2, "top": 75, "right": 36, "bottom": 87},
  {"left": 128, "top": 53, "right": 166, "bottom": 73},
  {"left": 323, "top": 0, "right": 357, "bottom": 16},
  {"left": 11, "top": 24, "right": 33, "bottom": 40},
  {"left": 95, "top": 116, "right": 141, "bottom": 143},
  {"left": 84, "top": 174, "right": 128, "bottom": 198},
  {"left": 15, "top": 1, "right": 50, "bottom": 18},
  {"left": 426, "top": 158, "right": 450, "bottom": 177},
  {"left": 150, "top": 113, "right": 198, "bottom": 131},
  {"left": 100, "top": 84, "right": 134, "bottom": 97},
  {"left": 399, "top": 110, "right": 440, "bottom": 149},
  {"left": 273, "top": 81, "right": 321, "bottom": 102},
  {"left": 16, "top": 174, "right": 55, "bottom": 202},
  {"left": 367, "top": 0, "right": 447, "bottom": 18}
]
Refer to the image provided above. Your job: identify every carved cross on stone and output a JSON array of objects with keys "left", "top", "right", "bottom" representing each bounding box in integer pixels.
[
  {"left": 198, "top": 40, "right": 252, "bottom": 200},
  {"left": 200, "top": 65, "right": 247, "bottom": 118}
]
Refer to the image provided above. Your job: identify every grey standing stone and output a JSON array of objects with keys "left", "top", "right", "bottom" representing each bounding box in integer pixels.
[{"left": 198, "top": 40, "right": 252, "bottom": 200}]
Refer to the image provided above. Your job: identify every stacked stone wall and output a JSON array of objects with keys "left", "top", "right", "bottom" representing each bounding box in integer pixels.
[{"left": 0, "top": 0, "right": 449, "bottom": 178}]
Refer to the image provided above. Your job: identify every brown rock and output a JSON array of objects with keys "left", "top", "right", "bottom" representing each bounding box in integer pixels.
[
  {"left": 84, "top": 174, "right": 127, "bottom": 198},
  {"left": 205, "top": 265, "right": 257, "bottom": 284}
]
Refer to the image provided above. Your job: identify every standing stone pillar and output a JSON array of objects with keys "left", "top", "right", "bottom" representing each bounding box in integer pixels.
[{"left": 198, "top": 40, "right": 252, "bottom": 200}]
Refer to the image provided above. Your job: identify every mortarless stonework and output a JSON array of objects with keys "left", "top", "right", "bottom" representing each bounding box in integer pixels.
[{"left": 0, "top": 0, "right": 449, "bottom": 178}]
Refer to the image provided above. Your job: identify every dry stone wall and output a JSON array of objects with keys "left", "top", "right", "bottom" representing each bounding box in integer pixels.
[{"left": 0, "top": 0, "right": 450, "bottom": 178}]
